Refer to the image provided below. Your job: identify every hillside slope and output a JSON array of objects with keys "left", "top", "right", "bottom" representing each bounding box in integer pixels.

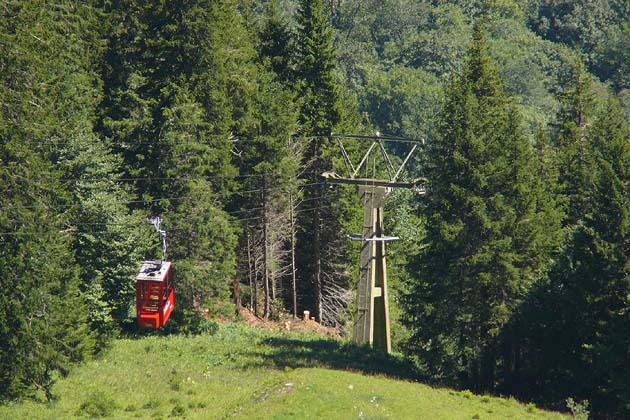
[{"left": 0, "top": 323, "right": 569, "bottom": 420}]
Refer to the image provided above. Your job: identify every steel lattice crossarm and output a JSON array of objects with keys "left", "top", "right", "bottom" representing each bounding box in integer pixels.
[
  {"left": 321, "top": 132, "right": 427, "bottom": 195},
  {"left": 321, "top": 171, "right": 428, "bottom": 195}
]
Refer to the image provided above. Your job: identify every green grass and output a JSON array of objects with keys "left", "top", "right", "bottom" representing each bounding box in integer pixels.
[{"left": 0, "top": 323, "right": 568, "bottom": 420}]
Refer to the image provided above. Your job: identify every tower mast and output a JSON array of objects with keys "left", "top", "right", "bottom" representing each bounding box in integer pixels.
[{"left": 322, "top": 133, "right": 426, "bottom": 353}]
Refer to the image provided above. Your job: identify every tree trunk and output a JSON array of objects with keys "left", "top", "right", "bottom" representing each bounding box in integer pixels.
[
  {"left": 262, "top": 177, "right": 270, "bottom": 319},
  {"left": 290, "top": 191, "right": 297, "bottom": 318},
  {"left": 270, "top": 241, "right": 276, "bottom": 302},
  {"left": 233, "top": 276, "right": 241, "bottom": 316},
  {"left": 314, "top": 207, "right": 322, "bottom": 323},
  {"left": 250, "top": 228, "right": 259, "bottom": 316}
]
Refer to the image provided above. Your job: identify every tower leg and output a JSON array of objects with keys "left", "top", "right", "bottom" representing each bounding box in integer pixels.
[{"left": 353, "top": 186, "right": 391, "bottom": 353}]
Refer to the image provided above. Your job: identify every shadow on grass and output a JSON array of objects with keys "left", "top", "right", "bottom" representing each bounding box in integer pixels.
[
  {"left": 119, "top": 312, "right": 220, "bottom": 339},
  {"left": 241, "top": 336, "right": 423, "bottom": 382}
]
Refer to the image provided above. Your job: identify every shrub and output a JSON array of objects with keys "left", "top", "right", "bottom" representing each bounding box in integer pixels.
[
  {"left": 177, "top": 310, "right": 219, "bottom": 335},
  {"left": 142, "top": 399, "right": 161, "bottom": 409},
  {"left": 566, "top": 398, "right": 589, "bottom": 420},
  {"left": 460, "top": 389, "right": 473, "bottom": 399},
  {"left": 76, "top": 393, "right": 117, "bottom": 418},
  {"left": 169, "top": 404, "right": 186, "bottom": 417},
  {"left": 270, "top": 299, "right": 285, "bottom": 321}
]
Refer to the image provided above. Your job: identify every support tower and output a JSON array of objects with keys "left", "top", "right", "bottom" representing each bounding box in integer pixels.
[{"left": 322, "top": 133, "right": 426, "bottom": 353}]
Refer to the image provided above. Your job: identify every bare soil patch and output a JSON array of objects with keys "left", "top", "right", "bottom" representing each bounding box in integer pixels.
[{"left": 237, "top": 308, "right": 341, "bottom": 338}]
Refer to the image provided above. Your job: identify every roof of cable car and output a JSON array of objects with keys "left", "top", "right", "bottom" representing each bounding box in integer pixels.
[{"left": 136, "top": 260, "right": 171, "bottom": 282}]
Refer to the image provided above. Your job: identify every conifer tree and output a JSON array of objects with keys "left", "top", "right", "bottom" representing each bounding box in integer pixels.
[
  {"left": 233, "top": 69, "right": 300, "bottom": 318},
  {"left": 223, "top": 2, "right": 304, "bottom": 319},
  {"left": 292, "top": 0, "right": 358, "bottom": 324},
  {"left": 259, "top": 0, "right": 294, "bottom": 84},
  {"left": 509, "top": 53, "right": 602, "bottom": 405},
  {"left": 294, "top": 0, "right": 341, "bottom": 137},
  {"left": 43, "top": 1, "right": 147, "bottom": 340},
  {"left": 0, "top": 0, "right": 95, "bottom": 399},
  {"left": 98, "top": 0, "right": 255, "bottom": 322},
  {"left": 403, "top": 22, "right": 561, "bottom": 391},
  {"left": 522, "top": 96, "right": 630, "bottom": 416},
  {"left": 554, "top": 54, "right": 597, "bottom": 225},
  {"left": 584, "top": 97, "right": 630, "bottom": 417},
  {"left": 160, "top": 84, "right": 238, "bottom": 318}
]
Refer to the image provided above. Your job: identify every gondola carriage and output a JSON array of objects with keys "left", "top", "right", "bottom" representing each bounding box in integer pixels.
[
  {"left": 136, "top": 260, "right": 174, "bottom": 328},
  {"left": 136, "top": 216, "right": 174, "bottom": 328}
]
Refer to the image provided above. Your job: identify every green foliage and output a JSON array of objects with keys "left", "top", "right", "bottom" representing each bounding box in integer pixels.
[
  {"left": 510, "top": 93, "right": 630, "bottom": 418},
  {"left": 77, "top": 393, "right": 118, "bottom": 418},
  {"left": 98, "top": 1, "right": 252, "bottom": 323},
  {"left": 404, "top": 23, "right": 562, "bottom": 391},
  {"left": 170, "top": 403, "right": 186, "bottom": 417},
  {"left": 0, "top": 0, "right": 98, "bottom": 400},
  {"left": 384, "top": 190, "right": 425, "bottom": 351},
  {"left": 183, "top": 311, "right": 220, "bottom": 336},
  {"left": 563, "top": 97, "right": 630, "bottom": 417},
  {"left": 566, "top": 398, "right": 589, "bottom": 420},
  {"left": 360, "top": 66, "right": 442, "bottom": 137},
  {"left": 258, "top": 0, "right": 295, "bottom": 83},
  {"left": 389, "top": 3, "right": 471, "bottom": 75},
  {"left": 292, "top": 0, "right": 363, "bottom": 326},
  {"left": 294, "top": 0, "right": 341, "bottom": 136},
  {"left": 528, "top": 0, "right": 628, "bottom": 64},
  {"left": 595, "top": 21, "right": 630, "bottom": 92},
  {"left": 553, "top": 53, "right": 597, "bottom": 225}
]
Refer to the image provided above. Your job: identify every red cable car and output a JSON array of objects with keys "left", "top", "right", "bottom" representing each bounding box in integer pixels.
[{"left": 136, "top": 260, "right": 174, "bottom": 328}]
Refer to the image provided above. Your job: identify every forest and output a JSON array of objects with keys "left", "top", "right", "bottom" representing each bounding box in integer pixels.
[{"left": 1, "top": 0, "right": 630, "bottom": 418}]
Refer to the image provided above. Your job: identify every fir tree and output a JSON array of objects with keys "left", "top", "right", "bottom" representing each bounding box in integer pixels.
[
  {"left": 41, "top": 1, "right": 148, "bottom": 340},
  {"left": 292, "top": 0, "right": 358, "bottom": 325},
  {"left": 258, "top": 0, "right": 294, "bottom": 84},
  {"left": 583, "top": 96, "right": 630, "bottom": 417},
  {"left": 403, "top": 22, "right": 562, "bottom": 391},
  {"left": 508, "top": 52, "right": 602, "bottom": 407},
  {"left": 0, "top": 0, "right": 95, "bottom": 399},
  {"left": 97, "top": 0, "right": 256, "bottom": 323},
  {"left": 232, "top": 66, "right": 300, "bottom": 318},
  {"left": 294, "top": 0, "right": 341, "bottom": 136},
  {"left": 554, "top": 53, "right": 597, "bottom": 226},
  {"left": 159, "top": 83, "right": 238, "bottom": 318},
  {"left": 522, "top": 96, "right": 630, "bottom": 416}
]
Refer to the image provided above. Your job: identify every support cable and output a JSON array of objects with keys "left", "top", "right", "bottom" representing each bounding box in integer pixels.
[{"left": 0, "top": 181, "right": 328, "bottom": 211}]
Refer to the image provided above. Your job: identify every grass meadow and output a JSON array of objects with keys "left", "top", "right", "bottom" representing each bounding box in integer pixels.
[{"left": 0, "top": 323, "right": 569, "bottom": 419}]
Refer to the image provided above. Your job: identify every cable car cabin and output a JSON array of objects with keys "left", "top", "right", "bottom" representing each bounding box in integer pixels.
[{"left": 136, "top": 261, "right": 174, "bottom": 328}]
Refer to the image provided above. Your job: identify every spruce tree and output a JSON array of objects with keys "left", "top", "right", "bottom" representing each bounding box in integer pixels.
[
  {"left": 554, "top": 54, "right": 597, "bottom": 226},
  {"left": 97, "top": 0, "right": 257, "bottom": 323},
  {"left": 0, "top": 0, "right": 95, "bottom": 399},
  {"left": 294, "top": 0, "right": 336, "bottom": 322},
  {"left": 41, "top": 1, "right": 147, "bottom": 340},
  {"left": 232, "top": 66, "right": 300, "bottom": 318},
  {"left": 292, "top": 0, "right": 361, "bottom": 325},
  {"left": 258, "top": 0, "right": 294, "bottom": 84},
  {"left": 294, "top": 0, "right": 341, "bottom": 137},
  {"left": 510, "top": 53, "right": 602, "bottom": 407},
  {"left": 524, "top": 96, "right": 630, "bottom": 416},
  {"left": 160, "top": 84, "right": 238, "bottom": 318},
  {"left": 403, "top": 22, "right": 562, "bottom": 391},
  {"left": 586, "top": 97, "right": 630, "bottom": 417},
  {"left": 583, "top": 96, "right": 630, "bottom": 417}
]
